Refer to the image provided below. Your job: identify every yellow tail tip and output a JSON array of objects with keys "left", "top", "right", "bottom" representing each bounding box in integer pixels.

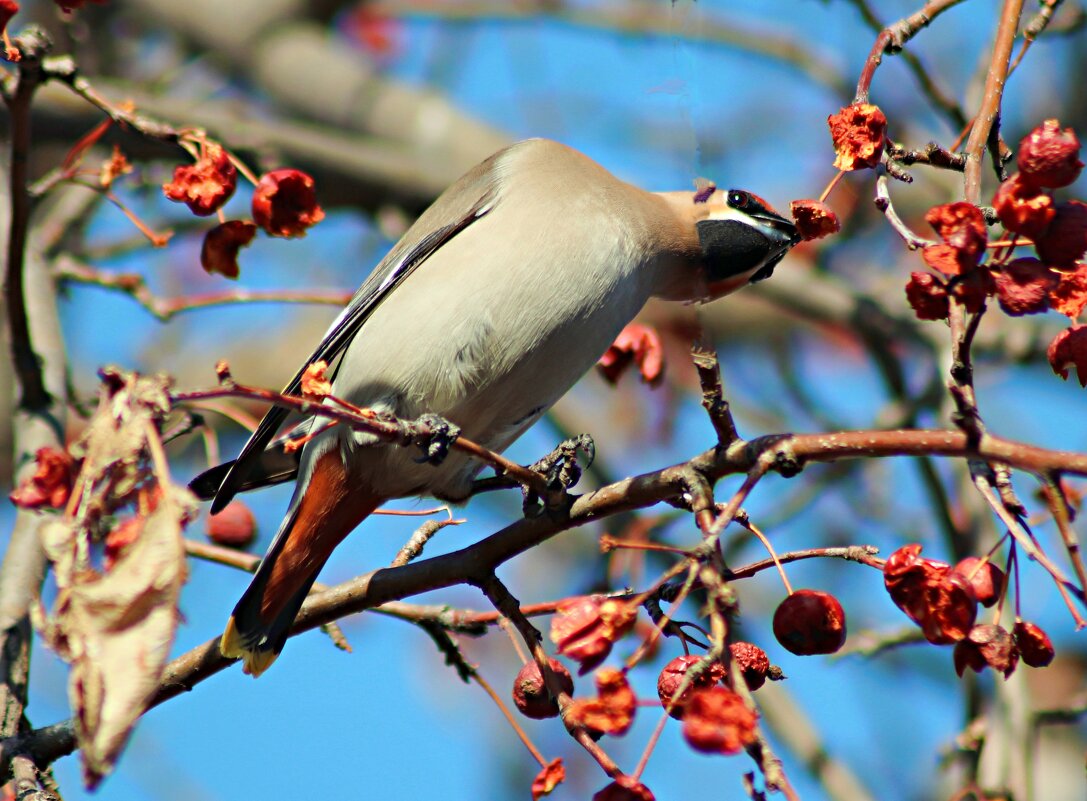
[{"left": 220, "top": 616, "right": 279, "bottom": 678}]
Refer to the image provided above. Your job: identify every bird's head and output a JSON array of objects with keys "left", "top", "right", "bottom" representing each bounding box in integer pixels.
[{"left": 655, "top": 186, "right": 799, "bottom": 302}]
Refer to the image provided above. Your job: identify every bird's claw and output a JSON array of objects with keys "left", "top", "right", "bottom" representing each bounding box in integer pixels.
[
  {"left": 522, "top": 433, "right": 595, "bottom": 517},
  {"left": 411, "top": 413, "right": 461, "bottom": 465}
]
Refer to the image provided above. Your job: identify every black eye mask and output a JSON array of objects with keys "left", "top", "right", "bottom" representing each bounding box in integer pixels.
[{"left": 696, "top": 218, "right": 775, "bottom": 282}]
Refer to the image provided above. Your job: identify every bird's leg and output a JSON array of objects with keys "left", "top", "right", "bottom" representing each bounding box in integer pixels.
[
  {"left": 466, "top": 433, "right": 596, "bottom": 515},
  {"left": 408, "top": 413, "right": 462, "bottom": 465}
]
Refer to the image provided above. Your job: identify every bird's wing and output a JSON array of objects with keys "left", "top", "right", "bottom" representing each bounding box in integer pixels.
[{"left": 203, "top": 164, "right": 504, "bottom": 513}]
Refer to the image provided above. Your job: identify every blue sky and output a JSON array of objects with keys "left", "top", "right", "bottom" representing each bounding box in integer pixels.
[{"left": 4, "top": 1, "right": 1086, "bottom": 799}]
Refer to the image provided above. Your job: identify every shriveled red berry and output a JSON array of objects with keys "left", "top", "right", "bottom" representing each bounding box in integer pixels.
[
  {"left": 251, "top": 168, "right": 325, "bottom": 238},
  {"left": 729, "top": 642, "right": 770, "bottom": 690},
  {"left": 565, "top": 667, "right": 636, "bottom": 736},
  {"left": 200, "top": 220, "right": 257, "bottom": 280},
  {"left": 531, "top": 758, "right": 565, "bottom": 801},
  {"left": 772, "top": 589, "right": 847, "bottom": 655},
  {"left": 1035, "top": 200, "right": 1087, "bottom": 268},
  {"left": 952, "top": 268, "right": 995, "bottom": 314},
  {"left": 1018, "top": 119, "right": 1084, "bottom": 189},
  {"left": 597, "top": 323, "right": 664, "bottom": 386},
  {"left": 993, "top": 174, "right": 1055, "bottom": 239},
  {"left": 550, "top": 596, "right": 637, "bottom": 674},
  {"left": 206, "top": 500, "right": 257, "bottom": 547},
  {"left": 924, "top": 202, "right": 988, "bottom": 273},
  {"left": 1013, "top": 620, "right": 1055, "bottom": 667},
  {"left": 656, "top": 655, "right": 726, "bottom": 719},
  {"left": 1050, "top": 263, "right": 1087, "bottom": 319},
  {"left": 828, "top": 103, "right": 887, "bottom": 171},
  {"left": 9, "top": 447, "right": 76, "bottom": 509},
  {"left": 162, "top": 143, "right": 237, "bottom": 217},
  {"left": 952, "top": 557, "right": 1005, "bottom": 608},
  {"left": 994, "top": 258, "right": 1058, "bottom": 316},
  {"left": 790, "top": 199, "right": 841, "bottom": 241},
  {"left": 681, "top": 686, "right": 758, "bottom": 755},
  {"left": 884, "top": 543, "right": 977, "bottom": 644},
  {"left": 512, "top": 658, "right": 574, "bottom": 720},
  {"left": 905, "top": 271, "right": 950, "bottom": 321},
  {"left": 1048, "top": 325, "right": 1087, "bottom": 387},
  {"left": 592, "top": 776, "right": 655, "bottom": 801},
  {"left": 953, "top": 624, "right": 1018, "bottom": 678}
]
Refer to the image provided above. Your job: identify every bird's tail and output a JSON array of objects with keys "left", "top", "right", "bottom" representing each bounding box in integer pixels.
[{"left": 220, "top": 450, "right": 381, "bottom": 677}]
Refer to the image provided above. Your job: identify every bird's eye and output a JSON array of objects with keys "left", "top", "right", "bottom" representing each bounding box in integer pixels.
[{"left": 727, "top": 190, "right": 750, "bottom": 210}]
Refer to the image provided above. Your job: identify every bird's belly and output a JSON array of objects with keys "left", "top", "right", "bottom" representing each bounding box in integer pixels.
[{"left": 329, "top": 281, "right": 648, "bottom": 499}]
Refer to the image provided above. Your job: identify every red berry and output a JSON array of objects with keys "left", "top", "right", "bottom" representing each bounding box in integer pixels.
[
  {"left": 1035, "top": 200, "right": 1087, "bottom": 268},
  {"left": 772, "top": 590, "right": 847, "bottom": 655},
  {"left": 993, "top": 258, "right": 1058, "bottom": 317},
  {"left": 952, "top": 557, "right": 1005, "bottom": 607},
  {"left": 1048, "top": 325, "right": 1087, "bottom": 387},
  {"left": 1014, "top": 620, "right": 1055, "bottom": 668},
  {"left": 1018, "top": 119, "right": 1084, "bottom": 189},
  {"left": 251, "top": 169, "right": 325, "bottom": 238},
  {"left": 905, "top": 271, "right": 950, "bottom": 321},
  {"left": 729, "top": 642, "right": 771, "bottom": 690},
  {"left": 206, "top": 500, "right": 257, "bottom": 547},
  {"left": 790, "top": 199, "right": 841, "bottom": 241},
  {"left": 656, "top": 655, "right": 725, "bottom": 719},
  {"left": 827, "top": 103, "right": 887, "bottom": 171},
  {"left": 993, "top": 174, "right": 1055, "bottom": 239},
  {"left": 681, "top": 686, "right": 758, "bottom": 755},
  {"left": 512, "top": 658, "right": 574, "bottom": 720},
  {"left": 162, "top": 143, "right": 237, "bottom": 217},
  {"left": 592, "top": 776, "right": 656, "bottom": 801}
]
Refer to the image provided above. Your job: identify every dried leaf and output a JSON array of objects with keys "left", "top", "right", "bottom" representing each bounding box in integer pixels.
[{"left": 39, "top": 486, "right": 193, "bottom": 787}]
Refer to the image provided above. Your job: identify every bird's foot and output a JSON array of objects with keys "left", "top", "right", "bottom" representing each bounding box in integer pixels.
[
  {"left": 409, "top": 413, "right": 462, "bottom": 465},
  {"left": 522, "top": 433, "right": 595, "bottom": 517}
]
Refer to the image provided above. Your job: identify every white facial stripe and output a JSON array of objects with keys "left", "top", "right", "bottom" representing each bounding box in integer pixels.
[{"left": 701, "top": 205, "right": 751, "bottom": 223}]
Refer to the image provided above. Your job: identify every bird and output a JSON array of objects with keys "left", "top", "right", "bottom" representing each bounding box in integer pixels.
[{"left": 190, "top": 138, "right": 799, "bottom": 676}]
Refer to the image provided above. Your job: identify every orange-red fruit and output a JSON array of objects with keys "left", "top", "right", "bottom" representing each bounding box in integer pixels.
[
  {"left": 162, "top": 143, "right": 237, "bottom": 217},
  {"left": 952, "top": 557, "right": 1005, "bottom": 608},
  {"left": 790, "top": 199, "right": 841, "bottom": 241},
  {"left": 1034, "top": 200, "right": 1087, "bottom": 268},
  {"left": 772, "top": 589, "right": 847, "bottom": 655},
  {"left": 729, "top": 642, "right": 771, "bottom": 690},
  {"left": 251, "top": 168, "right": 325, "bottom": 238},
  {"left": 905, "top": 272, "right": 950, "bottom": 321},
  {"left": 993, "top": 174, "right": 1055, "bottom": 239},
  {"left": 1048, "top": 325, "right": 1087, "bottom": 387},
  {"left": 592, "top": 776, "right": 656, "bottom": 801},
  {"left": 206, "top": 500, "right": 257, "bottom": 547},
  {"left": 1018, "top": 119, "right": 1084, "bottom": 189},
  {"left": 656, "top": 655, "right": 726, "bottom": 719},
  {"left": 512, "top": 658, "right": 574, "bottom": 720},
  {"left": 1013, "top": 620, "right": 1055, "bottom": 667},
  {"left": 993, "top": 258, "right": 1058, "bottom": 316},
  {"left": 827, "top": 103, "right": 887, "bottom": 171},
  {"left": 681, "top": 686, "right": 758, "bottom": 755}
]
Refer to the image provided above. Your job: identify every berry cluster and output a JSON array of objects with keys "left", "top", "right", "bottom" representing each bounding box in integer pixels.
[
  {"left": 884, "top": 544, "right": 1053, "bottom": 677},
  {"left": 898, "top": 119, "right": 1087, "bottom": 386}
]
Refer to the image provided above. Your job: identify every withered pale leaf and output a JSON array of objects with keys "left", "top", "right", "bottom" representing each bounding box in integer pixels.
[{"left": 39, "top": 485, "right": 193, "bottom": 788}]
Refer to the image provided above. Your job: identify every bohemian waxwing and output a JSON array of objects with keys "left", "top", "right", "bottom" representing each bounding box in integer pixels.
[{"left": 190, "top": 138, "right": 799, "bottom": 676}]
